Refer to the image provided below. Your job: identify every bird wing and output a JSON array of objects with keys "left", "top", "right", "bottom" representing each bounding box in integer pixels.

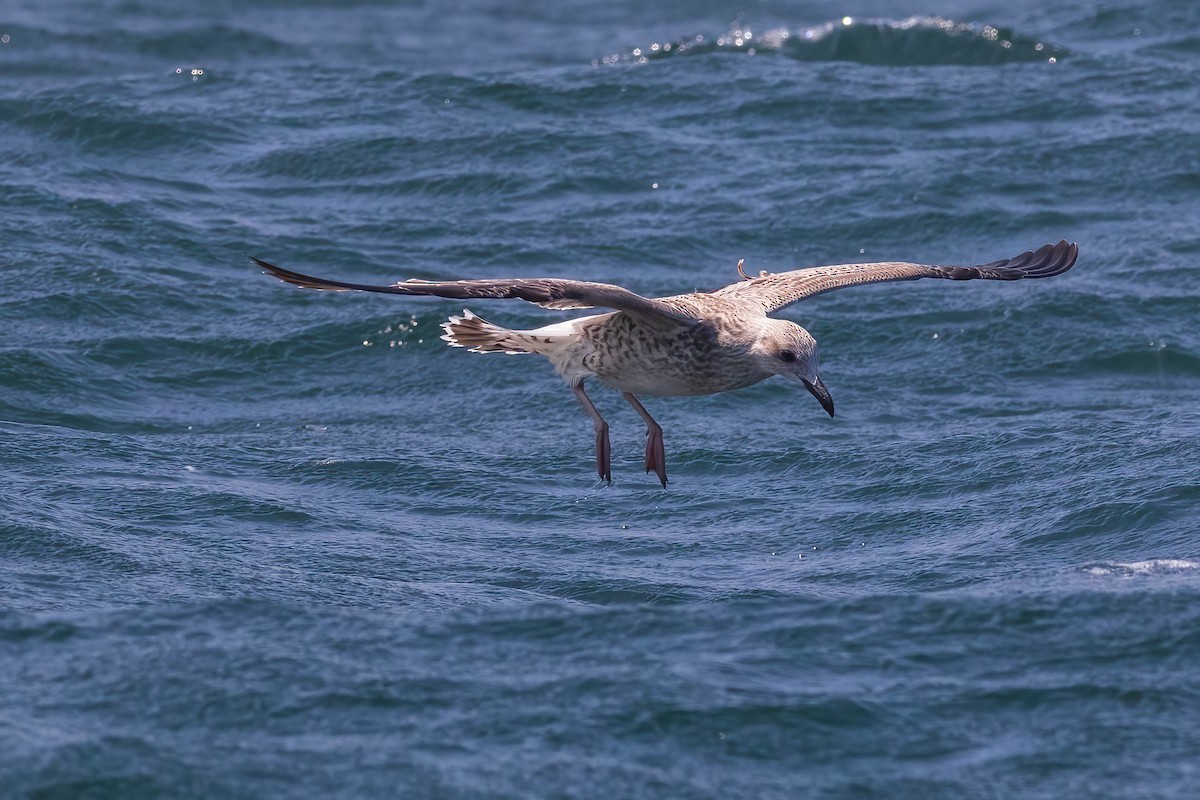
[
  {"left": 715, "top": 241, "right": 1078, "bottom": 314},
  {"left": 253, "top": 258, "right": 697, "bottom": 323}
]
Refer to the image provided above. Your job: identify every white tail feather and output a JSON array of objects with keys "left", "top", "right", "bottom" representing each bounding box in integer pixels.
[{"left": 440, "top": 309, "right": 531, "bottom": 354}]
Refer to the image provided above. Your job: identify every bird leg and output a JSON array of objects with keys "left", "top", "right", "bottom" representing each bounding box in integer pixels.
[
  {"left": 622, "top": 393, "right": 667, "bottom": 488},
  {"left": 573, "top": 382, "right": 611, "bottom": 484}
]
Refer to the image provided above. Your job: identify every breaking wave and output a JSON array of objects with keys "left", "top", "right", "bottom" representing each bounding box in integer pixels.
[
  {"left": 602, "top": 16, "right": 1067, "bottom": 67},
  {"left": 1083, "top": 559, "right": 1200, "bottom": 577}
]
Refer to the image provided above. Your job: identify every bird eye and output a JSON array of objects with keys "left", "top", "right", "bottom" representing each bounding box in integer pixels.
[{"left": 780, "top": 350, "right": 797, "bottom": 363}]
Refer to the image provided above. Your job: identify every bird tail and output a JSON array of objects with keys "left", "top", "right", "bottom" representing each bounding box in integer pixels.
[{"left": 440, "top": 309, "right": 533, "bottom": 354}]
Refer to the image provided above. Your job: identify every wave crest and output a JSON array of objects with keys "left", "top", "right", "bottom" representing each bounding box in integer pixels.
[
  {"left": 1084, "top": 559, "right": 1200, "bottom": 577},
  {"left": 605, "top": 16, "right": 1067, "bottom": 67}
]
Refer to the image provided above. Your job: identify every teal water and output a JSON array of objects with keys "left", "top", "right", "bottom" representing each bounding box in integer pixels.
[{"left": 2, "top": 0, "right": 1199, "bottom": 797}]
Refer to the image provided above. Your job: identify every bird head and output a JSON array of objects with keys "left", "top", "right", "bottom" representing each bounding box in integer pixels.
[{"left": 754, "top": 319, "right": 834, "bottom": 418}]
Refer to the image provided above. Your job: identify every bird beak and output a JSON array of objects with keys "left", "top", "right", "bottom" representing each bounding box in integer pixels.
[{"left": 801, "top": 375, "right": 835, "bottom": 418}]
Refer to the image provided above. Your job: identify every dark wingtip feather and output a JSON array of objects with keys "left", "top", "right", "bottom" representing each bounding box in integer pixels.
[
  {"left": 971, "top": 240, "right": 1078, "bottom": 280},
  {"left": 252, "top": 256, "right": 358, "bottom": 291},
  {"left": 1025, "top": 240, "right": 1078, "bottom": 278}
]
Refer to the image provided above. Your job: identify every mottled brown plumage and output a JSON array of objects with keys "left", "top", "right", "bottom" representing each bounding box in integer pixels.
[
  {"left": 255, "top": 240, "right": 1079, "bottom": 486},
  {"left": 715, "top": 239, "right": 1077, "bottom": 312}
]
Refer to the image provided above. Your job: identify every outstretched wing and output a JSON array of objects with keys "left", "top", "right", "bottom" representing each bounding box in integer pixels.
[
  {"left": 716, "top": 241, "right": 1078, "bottom": 314},
  {"left": 253, "top": 257, "right": 697, "bottom": 323}
]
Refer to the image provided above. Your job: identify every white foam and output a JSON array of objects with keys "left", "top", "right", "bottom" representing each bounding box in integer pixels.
[{"left": 1083, "top": 559, "right": 1200, "bottom": 576}]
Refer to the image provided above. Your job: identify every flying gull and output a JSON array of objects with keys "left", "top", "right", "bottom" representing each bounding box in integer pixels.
[{"left": 255, "top": 240, "right": 1078, "bottom": 487}]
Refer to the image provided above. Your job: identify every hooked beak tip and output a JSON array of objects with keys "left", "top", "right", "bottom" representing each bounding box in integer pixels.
[{"left": 802, "top": 376, "right": 835, "bottom": 418}]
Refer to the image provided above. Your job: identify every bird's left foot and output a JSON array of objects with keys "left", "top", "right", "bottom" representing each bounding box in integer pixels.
[{"left": 644, "top": 423, "right": 667, "bottom": 488}]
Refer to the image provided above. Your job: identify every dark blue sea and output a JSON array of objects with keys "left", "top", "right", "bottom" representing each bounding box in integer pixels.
[{"left": 3, "top": 0, "right": 1199, "bottom": 796}]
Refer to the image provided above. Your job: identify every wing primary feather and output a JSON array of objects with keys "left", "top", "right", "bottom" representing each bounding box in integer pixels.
[
  {"left": 254, "top": 257, "right": 697, "bottom": 322},
  {"left": 716, "top": 240, "right": 1079, "bottom": 312},
  {"left": 251, "top": 257, "right": 404, "bottom": 293}
]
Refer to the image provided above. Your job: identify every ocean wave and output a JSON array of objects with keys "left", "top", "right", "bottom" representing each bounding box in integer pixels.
[
  {"left": 1083, "top": 559, "right": 1200, "bottom": 577},
  {"left": 2, "top": 92, "right": 246, "bottom": 155},
  {"left": 605, "top": 16, "right": 1067, "bottom": 67},
  {"left": 0, "top": 612, "right": 80, "bottom": 643},
  {"left": 1042, "top": 342, "right": 1200, "bottom": 378},
  {"left": 56, "top": 22, "right": 291, "bottom": 60}
]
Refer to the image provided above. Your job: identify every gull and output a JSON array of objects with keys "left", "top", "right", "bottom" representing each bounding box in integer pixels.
[{"left": 255, "top": 240, "right": 1078, "bottom": 487}]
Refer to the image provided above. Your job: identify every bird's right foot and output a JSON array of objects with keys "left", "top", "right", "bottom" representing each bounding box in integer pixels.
[
  {"left": 643, "top": 424, "right": 667, "bottom": 488},
  {"left": 595, "top": 422, "right": 611, "bottom": 483}
]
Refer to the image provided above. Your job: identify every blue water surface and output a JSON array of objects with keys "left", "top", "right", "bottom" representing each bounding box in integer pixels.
[{"left": 2, "top": 0, "right": 1199, "bottom": 797}]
